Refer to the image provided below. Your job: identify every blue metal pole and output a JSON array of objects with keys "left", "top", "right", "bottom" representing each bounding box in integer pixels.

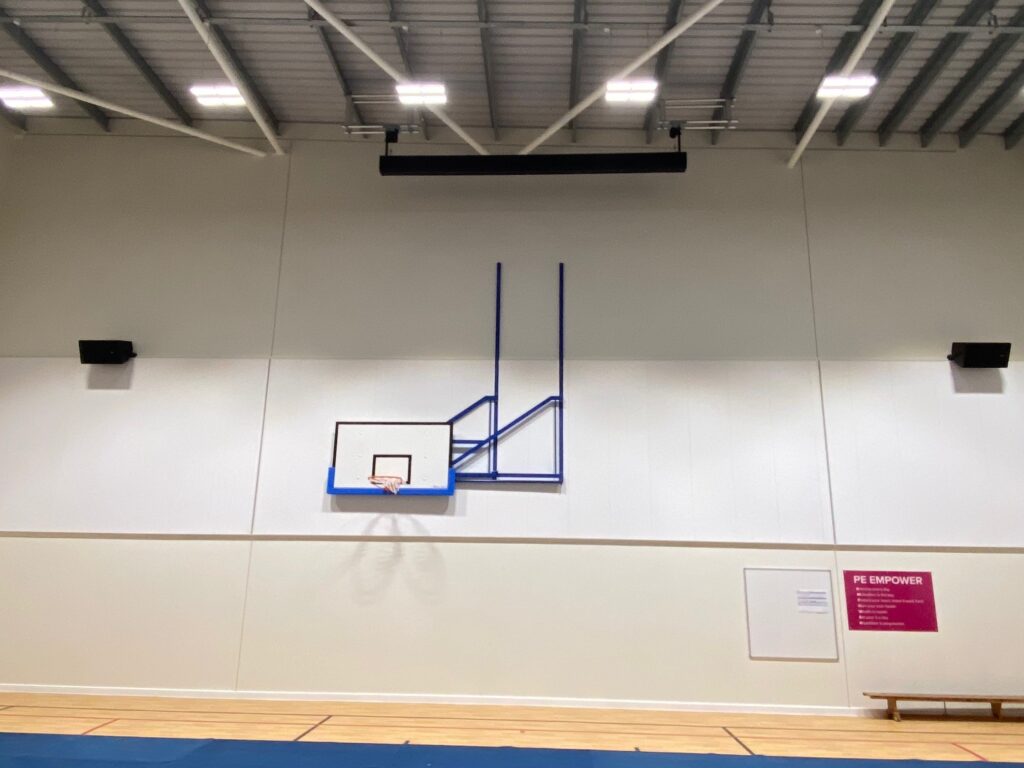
[
  {"left": 448, "top": 395, "right": 494, "bottom": 425},
  {"left": 493, "top": 262, "right": 502, "bottom": 478},
  {"left": 557, "top": 262, "right": 564, "bottom": 480},
  {"left": 452, "top": 396, "right": 560, "bottom": 468}
]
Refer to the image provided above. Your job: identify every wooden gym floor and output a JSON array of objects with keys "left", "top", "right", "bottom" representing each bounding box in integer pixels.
[{"left": 0, "top": 693, "right": 1022, "bottom": 762}]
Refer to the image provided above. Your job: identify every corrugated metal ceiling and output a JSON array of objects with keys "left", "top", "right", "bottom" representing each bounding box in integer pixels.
[{"left": 0, "top": 0, "right": 1021, "bottom": 144}]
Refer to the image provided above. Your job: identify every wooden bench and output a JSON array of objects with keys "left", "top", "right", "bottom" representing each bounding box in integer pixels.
[{"left": 865, "top": 692, "right": 1024, "bottom": 721}]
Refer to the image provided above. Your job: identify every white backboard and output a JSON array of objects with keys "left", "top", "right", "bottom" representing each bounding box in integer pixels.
[{"left": 332, "top": 422, "right": 452, "bottom": 490}]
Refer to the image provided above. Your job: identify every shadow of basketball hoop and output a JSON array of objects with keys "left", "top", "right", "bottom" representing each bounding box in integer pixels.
[{"left": 336, "top": 515, "right": 447, "bottom": 604}]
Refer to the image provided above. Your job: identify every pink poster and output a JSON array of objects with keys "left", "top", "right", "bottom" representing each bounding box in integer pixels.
[{"left": 843, "top": 571, "right": 938, "bottom": 632}]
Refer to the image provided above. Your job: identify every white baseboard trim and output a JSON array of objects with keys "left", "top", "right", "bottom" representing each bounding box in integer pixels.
[{"left": 0, "top": 682, "right": 873, "bottom": 717}]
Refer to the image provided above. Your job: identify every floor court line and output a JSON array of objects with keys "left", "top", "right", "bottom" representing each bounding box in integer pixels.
[
  {"left": 723, "top": 727, "right": 755, "bottom": 755},
  {"left": 0, "top": 694, "right": 1023, "bottom": 761},
  {"left": 80, "top": 719, "right": 118, "bottom": 736},
  {"left": 293, "top": 715, "right": 332, "bottom": 742},
  {"left": 953, "top": 744, "right": 989, "bottom": 762}
]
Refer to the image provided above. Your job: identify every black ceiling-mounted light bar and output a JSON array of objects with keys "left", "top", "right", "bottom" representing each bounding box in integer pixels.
[{"left": 378, "top": 151, "right": 687, "bottom": 176}]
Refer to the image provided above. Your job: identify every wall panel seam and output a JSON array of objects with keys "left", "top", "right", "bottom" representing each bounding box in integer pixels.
[
  {"left": 0, "top": 532, "right": 1020, "bottom": 554},
  {"left": 232, "top": 540, "right": 256, "bottom": 692},
  {"left": 247, "top": 152, "right": 294, "bottom": 536}
]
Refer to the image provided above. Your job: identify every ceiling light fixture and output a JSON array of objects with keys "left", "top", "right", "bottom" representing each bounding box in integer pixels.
[
  {"left": 605, "top": 79, "right": 659, "bottom": 104},
  {"left": 189, "top": 84, "right": 246, "bottom": 107},
  {"left": 816, "top": 74, "right": 877, "bottom": 100},
  {"left": 0, "top": 86, "right": 54, "bottom": 110},
  {"left": 396, "top": 82, "right": 447, "bottom": 105}
]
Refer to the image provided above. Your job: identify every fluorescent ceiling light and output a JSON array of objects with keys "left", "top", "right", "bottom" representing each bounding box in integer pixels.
[
  {"left": 0, "top": 86, "right": 54, "bottom": 110},
  {"left": 605, "top": 79, "right": 658, "bottom": 104},
  {"left": 189, "top": 84, "right": 246, "bottom": 107},
  {"left": 396, "top": 82, "right": 447, "bottom": 105},
  {"left": 817, "top": 74, "right": 877, "bottom": 100}
]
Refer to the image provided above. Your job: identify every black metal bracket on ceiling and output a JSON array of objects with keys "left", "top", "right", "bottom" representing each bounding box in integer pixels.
[
  {"left": 383, "top": 126, "right": 399, "bottom": 156},
  {"left": 669, "top": 123, "right": 683, "bottom": 152}
]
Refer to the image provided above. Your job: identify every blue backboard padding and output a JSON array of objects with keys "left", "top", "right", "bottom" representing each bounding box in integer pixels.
[
  {"left": 0, "top": 734, "right": 1004, "bottom": 768},
  {"left": 326, "top": 467, "right": 456, "bottom": 496}
]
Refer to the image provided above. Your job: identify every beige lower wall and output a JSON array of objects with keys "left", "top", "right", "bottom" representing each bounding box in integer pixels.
[
  {"left": 2, "top": 537, "right": 1021, "bottom": 711},
  {"left": 0, "top": 538, "right": 250, "bottom": 690},
  {"left": 235, "top": 542, "right": 847, "bottom": 706},
  {"left": 837, "top": 550, "right": 1024, "bottom": 710}
]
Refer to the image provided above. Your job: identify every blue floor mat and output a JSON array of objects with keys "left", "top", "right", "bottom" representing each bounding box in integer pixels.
[{"left": 0, "top": 734, "right": 1014, "bottom": 768}]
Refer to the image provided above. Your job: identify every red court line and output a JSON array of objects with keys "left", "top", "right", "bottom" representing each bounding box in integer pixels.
[
  {"left": 954, "top": 743, "right": 989, "bottom": 761},
  {"left": 82, "top": 719, "right": 119, "bottom": 736},
  {"left": 723, "top": 726, "right": 755, "bottom": 755},
  {"left": 294, "top": 715, "right": 332, "bottom": 741}
]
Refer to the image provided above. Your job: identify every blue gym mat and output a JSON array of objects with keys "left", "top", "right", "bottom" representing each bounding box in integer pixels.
[{"left": 0, "top": 734, "right": 1016, "bottom": 768}]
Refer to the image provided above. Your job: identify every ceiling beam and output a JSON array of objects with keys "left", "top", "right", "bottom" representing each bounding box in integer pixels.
[
  {"left": 477, "top": 0, "right": 499, "bottom": 141},
  {"left": 643, "top": 0, "right": 684, "bottom": 144},
  {"left": 382, "top": 0, "right": 412, "bottom": 75},
  {"left": 919, "top": 6, "right": 1024, "bottom": 147},
  {"left": 302, "top": 0, "right": 486, "bottom": 154},
  {"left": 957, "top": 59, "right": 1024, "bottom": 148},
  {"left": 788, "top": 0, "right": 897, "bottom": 168},
  {"left": 567, "top": 0, "right": 586, "bottom": 142},
  {"left": 877, "top": 0, "right": 995, "bottom": 146},
  {"left": 191, "top": 0, "right": 279, "bottom": 136},
  {"left": 383, "top": 0, "right": 428, "bottom": 140},
  {"left": 709, "top": 0, "right": 771, "bottom": 146},
  {"left": 522, "top": 0, "right": 727, "bottom": 155},
  {"left": 834, "top": 0, "right": 938, "bottom": 146},
  {"left": 0, "top": 7, "right": 109, "bottom": 130},
  {"left": 0, "top": 101, "right": 26, "bottom": 131},
  {"left": 6, "top": 14, "right": 1024, "bottom": 36},
  {"left": 308, "top": 8, "right": 363, "bottom": 125},
  {"left": 1005, "top": 113, "right": 1024, "bottom": 150},
  {"left": 80, "top": 0, "right": 191, "bottom": 125},
  {"left": 0, "top": 67, "right": 263, "bottom": 155},
  {"left": 792, "top": 0, "right": 882, "bottom": 139}
]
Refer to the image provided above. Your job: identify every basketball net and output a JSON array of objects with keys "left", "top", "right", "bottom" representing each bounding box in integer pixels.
[{"left": 368, "top": 475, "right": 405, "bottom": 494}]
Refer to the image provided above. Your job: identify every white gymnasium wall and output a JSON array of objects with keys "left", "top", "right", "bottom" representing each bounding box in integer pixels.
[
  {"left": 824, "top": 361, "right": 1024, "bottom": 548},
  {"left": 275, "top": 141, "right": 816, "bottom": 360},
  {"left": 0, "top": 357, "right": 267, "bottom": 534},
  {"left": 1, "top": 132, "right": 1024, "bottom": 709},
  {"left": 801, "top": 147, "right": 1024, "bottom": 549},
  {"left": 254, "top": 359, "right": 831, "bottom": 542},
  {"left": 0, "top": 136, "right": 287, "bottom": 357},
  {"left": 802, "top": 149, "right": 1024, "bottom": 362}
]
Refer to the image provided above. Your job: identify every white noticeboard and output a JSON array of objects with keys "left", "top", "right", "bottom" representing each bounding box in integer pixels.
[{"left": 743, "top": 568, "right": 839, "bottom": 661}]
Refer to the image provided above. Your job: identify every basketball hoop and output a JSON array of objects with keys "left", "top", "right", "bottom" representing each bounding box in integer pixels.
[{"left": 368, "top": 475, "right": 405, "bottom": 494}]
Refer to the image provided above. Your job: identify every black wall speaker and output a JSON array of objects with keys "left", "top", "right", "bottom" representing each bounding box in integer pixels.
[
  {"left": 947, "top": 342, "right": 1011, "bottom": 368},
  {"left": 79, "top": 340, "right": 137, "bottom": 365}
]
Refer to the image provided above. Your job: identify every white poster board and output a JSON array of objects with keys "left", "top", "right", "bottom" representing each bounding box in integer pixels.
[{"left": 744, "top": 568, "right": 839, "bottom": 661}]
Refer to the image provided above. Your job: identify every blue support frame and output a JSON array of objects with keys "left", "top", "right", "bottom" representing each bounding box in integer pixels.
[
  {"left": 448, "top": 262, "right": 565, "bottom": 485},
  {"left": 326, "top": 263, "right": 564, "bottom": 495}
]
